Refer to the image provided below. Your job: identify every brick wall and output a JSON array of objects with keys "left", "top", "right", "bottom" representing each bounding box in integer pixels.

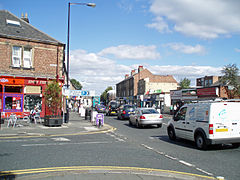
[{"left": 0, "top": 37, "right": 64, "bottom": 79}]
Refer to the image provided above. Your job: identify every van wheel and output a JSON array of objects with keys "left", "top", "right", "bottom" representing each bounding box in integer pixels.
[
  {"left": 195, "top": 134, "right": 207, "bottom": 150},
  {"left": 168, "top": 127, "right": 176, "bottom": 140},
  {"left": 232, "top": 143, "right": 240, "bottom": 148},
  {"left": 157, "top": 124, "right": 162, "bottom": 128}
]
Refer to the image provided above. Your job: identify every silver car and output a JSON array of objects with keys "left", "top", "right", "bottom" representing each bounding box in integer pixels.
[{"left": 129, "top": 108, "right": 163, "bottom": 128}]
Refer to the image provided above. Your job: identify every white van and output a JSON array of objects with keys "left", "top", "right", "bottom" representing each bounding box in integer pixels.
[{"left": 167, "top": 100, "right": 240, "bottom": 150}]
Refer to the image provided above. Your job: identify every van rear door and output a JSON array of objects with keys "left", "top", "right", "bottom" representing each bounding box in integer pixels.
[{"left": 211, "top": 102, "right": 240, "bottom": 138}]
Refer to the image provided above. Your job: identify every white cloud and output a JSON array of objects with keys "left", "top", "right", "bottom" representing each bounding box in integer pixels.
[
  {"left": 70, "top": 48, "right": 222, "bottom": 94},
  {"left": 98, "top": 45, "right": 161, "bottom": 60},
  {"left": 235, "top": 48, "right": 240, "bottom": 53},
  {"left": 70, "top": 49, "right": 133, "bottom": 95},
  {"left": 165, "top": 43, "right": 206, "bottom": 55},
  {"left": 148, "top": 0, "right": 240, "bottom": 39}
]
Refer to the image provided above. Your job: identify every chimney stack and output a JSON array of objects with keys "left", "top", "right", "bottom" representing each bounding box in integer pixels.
[
  {"left": 138, "top": 65, "right": 143, "bottom": 73},
  {"left": 131, "top": 69, "right": 136, "bottom": 76},
  {"left": 21, "top": 13, "right": 29, "bottom": 23}
]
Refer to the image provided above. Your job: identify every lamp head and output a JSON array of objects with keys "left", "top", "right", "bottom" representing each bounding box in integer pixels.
[{"left": 87, "top": 3, "right": 96, "bottom": 8}]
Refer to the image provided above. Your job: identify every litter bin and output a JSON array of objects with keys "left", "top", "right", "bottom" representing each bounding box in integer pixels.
[
  {"left": 64, "top": 108, "right": 69, "bottom": 123},
  {"left": 85, "top": 108, "right": 91, "bottom": 120}
]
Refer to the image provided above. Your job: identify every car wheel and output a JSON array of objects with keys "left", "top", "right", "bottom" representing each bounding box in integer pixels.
[
  {"left": 195, "top": 133, "right": 207, "bottom": 150},
  {"left": 232, "top": 143, "right": 240, "bottom": 148},
  {"left": 129, "top": 120, "right": 132, "bottom": 126},
  {"left": 157, "top": 124, "right": 162, "bottom": 128},
  {"left": 167, "top": 126, "right": 176, "bottom": 141}
]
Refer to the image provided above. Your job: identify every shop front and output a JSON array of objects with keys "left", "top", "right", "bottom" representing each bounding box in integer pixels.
[
  {"left": 0, "top": 77, "right": 24, "bottom": 118},
  {"left": 0, "top": 76, "right": 51, "bottom": 118}
]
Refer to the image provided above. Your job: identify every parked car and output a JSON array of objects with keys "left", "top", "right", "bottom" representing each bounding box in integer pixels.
[
  {"left": 129, "top": 108, "right": 163, "bottom": 128},
  {"left": 167, "top": 100, "right": 240, "bottom": 150},
  {"left": 96, "top": 104, "right": 106, "bottom": 113},
  {"left": 117, "top": 104, "right": 136, "bottom": 120},
  {"left": 106, "top": 101, "right": 119, "bottom": 116}
]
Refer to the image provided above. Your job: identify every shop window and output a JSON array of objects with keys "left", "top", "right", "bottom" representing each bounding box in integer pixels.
[
  {"left": 24, "top": 95, "right": 42, "bottom": 112},
  {"left": 4, "top": 95, "right": 22, "bottom": 111}
]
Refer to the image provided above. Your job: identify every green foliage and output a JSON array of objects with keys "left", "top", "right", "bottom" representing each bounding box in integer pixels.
[
  {"left": 220, "top": 64, "right": 240, "bottom": 96},
  {"left": 179, "top": 78, "right": 191, "bottom": 89},
  {"left": 100, "top": 86, "right": 113, "bottom": 104},
  {"left": 44, "top": 81, "right": 62, "bottom": 115},
  {"left": 70, "top": 78, "right": 82, "bottom": 90}
]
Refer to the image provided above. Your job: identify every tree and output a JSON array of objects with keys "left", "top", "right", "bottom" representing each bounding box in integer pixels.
[
  {"left": 179, "top": 78, "right": 191, "bottom": 89},
  {"left": 70, "top": 78, "right": 82, "bottom": 90},
  {"left": 220, "top": 64, "right": 240, "bottom": 98},
  {"left": 44, "top": 80, "right": 62, "bottom": 116},
  {"left": 100, "top": 86, "right": 113, "bottom": 104}
]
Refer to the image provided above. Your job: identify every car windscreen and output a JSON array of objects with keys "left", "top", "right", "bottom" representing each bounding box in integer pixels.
[
  {"left": 125, "top": 106, "right": 136, "bottom": 111},
  {"left": 141, "top": 109, "right": 159, "bottom": 114},
  {"left": 110, "top": 103, "right": 118, "bottom": 108}
]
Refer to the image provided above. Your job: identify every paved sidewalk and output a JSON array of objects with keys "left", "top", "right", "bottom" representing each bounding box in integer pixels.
[{"left": 0, "top": 112, "right": 111, "bottom": 138}]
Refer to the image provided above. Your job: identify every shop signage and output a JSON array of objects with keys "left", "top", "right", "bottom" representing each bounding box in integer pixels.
[
  {"left": 0, "top": 78, "right": 9, "bottom": 83},
  {"left": 182, "top": 89, "right": 197, "bottom": 96},
  {"left": 170, "top": 90, "right": 182, "bottom": 97},
  {"left": 63, "top": 89, "right": 95, "bottom": 97},
  {"left": 197, "top": 87, "right": 218, "bottom": 96},
  {"left": 25, "top": 80, "right": 47, "bottom": 85},
  {"left": 154, "top": 89, "right": 162, "bottom": 93},
  {"left": 0, "top": 77, "right": 24, "bottom": 85}
]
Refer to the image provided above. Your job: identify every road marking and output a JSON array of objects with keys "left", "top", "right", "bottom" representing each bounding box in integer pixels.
[
  {"left": 21, "top": 141, "right": 110, "bottom": 147},
  {"left": 0, "top": 166, "right": 216, "bottom": 179},
  {"left": 179, "top": 160, "right": 194, "bottom": 167},
  {"left": 140, "top": 143, "right": 216, "bottom": 177},
  {"left": 51, "top": 137, "right": 70, "bottom": 142}
]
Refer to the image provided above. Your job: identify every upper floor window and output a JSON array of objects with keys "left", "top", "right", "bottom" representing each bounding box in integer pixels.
[
  {"left": 23, "top": 48, "right": 32, "bottom": 68},
  {"left": 12, "top": 46, "right": 22, "bottom": 67},
  {"left": 12, "top": 46, "right": 33, "bottom": 68}
]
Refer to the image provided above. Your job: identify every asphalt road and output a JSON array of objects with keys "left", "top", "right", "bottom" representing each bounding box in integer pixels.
[
  {"left": 0, "top": 115, "right": 239, "bottom": 180},
  {"left": 105, "top": 115, "right": 240, "bottom": 180}
]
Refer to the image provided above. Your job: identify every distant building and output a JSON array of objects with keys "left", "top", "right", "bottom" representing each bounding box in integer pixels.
[{"left": 116, "top": 66, "right": 178, "bottom": 112}]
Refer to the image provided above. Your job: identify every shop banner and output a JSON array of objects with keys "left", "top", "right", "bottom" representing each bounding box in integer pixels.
[{"left": 197, "top": 87, "right": 218, "bottom": 96}]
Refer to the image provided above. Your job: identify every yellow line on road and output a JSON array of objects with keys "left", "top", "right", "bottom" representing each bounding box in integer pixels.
[
  {"left": 0, "top": 166, "right": 216, "bottom": 179},
  {"left": 0, "top": 124, "right": 117, "bottom": 139}
]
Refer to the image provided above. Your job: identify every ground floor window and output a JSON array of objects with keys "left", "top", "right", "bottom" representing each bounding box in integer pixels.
[
  {"left": 24, "top": 94, "right": 42, "bottom": 112},
  {"left": 3, "top": 94, "right": 23, "bottom": 112}
]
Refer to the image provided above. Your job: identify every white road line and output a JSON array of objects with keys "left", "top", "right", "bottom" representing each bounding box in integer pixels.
[
  {"left": 178, "top": 160, "right": 195, "bottom": 167},
  {"left": 196, "top": 168, "right": 214, "bottom": 176},
  {"left": 51, "top": 137, "right": 71, "bottom": 142}
]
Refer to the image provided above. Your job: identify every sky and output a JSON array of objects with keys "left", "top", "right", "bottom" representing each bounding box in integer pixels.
[{"left": 1, "top": 0, "right": 240, "bottom": 95}]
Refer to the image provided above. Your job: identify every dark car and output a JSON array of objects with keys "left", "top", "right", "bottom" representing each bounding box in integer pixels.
[
  {"left": 106, "top": 101, "right": 119, "bottom": 116},
  {"left": 117, "top": 104, "right": 136, "bottom": 120}
]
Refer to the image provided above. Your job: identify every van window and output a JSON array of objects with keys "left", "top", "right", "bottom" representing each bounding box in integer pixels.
[{"left": 175, "top": 107, "right": 187, "bottom": 120}]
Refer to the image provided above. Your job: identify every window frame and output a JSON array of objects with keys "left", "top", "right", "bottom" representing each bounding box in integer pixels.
[
  {"left": 12, "top": 45, "right": 33, "bottom": 69},
  {"left": 23, "top": 47, "right": 33, "bottom": 68},
  {"left": 12, "top": 46, "right": 22, "bottom": 67}
]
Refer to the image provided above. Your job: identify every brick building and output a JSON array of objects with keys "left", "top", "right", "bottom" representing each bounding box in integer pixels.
[
  {"left": 116, "top": 66, "right": 178, "bottom": 110},
  {"left": 0, "top": 10, "right": 65, "bottom": 118}
]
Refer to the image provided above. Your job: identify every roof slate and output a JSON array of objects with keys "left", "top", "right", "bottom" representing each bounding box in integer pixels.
[{"left": 0, "top": 10, "right": 64, "bottom": 45}]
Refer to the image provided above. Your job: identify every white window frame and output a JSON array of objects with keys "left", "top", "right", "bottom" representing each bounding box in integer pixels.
[
  {"left": 12, "top": 46, "right": 22, "bottom": 67},
  {"left": 23, "top": 47, "right": 32, "bottom": 68}
]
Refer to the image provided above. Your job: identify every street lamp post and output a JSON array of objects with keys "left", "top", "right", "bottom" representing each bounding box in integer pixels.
[{"left": 65, "top": 2, "right": 96, "bottom": 123}]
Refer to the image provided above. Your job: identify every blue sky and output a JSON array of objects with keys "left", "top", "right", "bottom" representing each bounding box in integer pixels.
[{"left": 1, "top": 0, "right": 240, "bottom": 95}]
